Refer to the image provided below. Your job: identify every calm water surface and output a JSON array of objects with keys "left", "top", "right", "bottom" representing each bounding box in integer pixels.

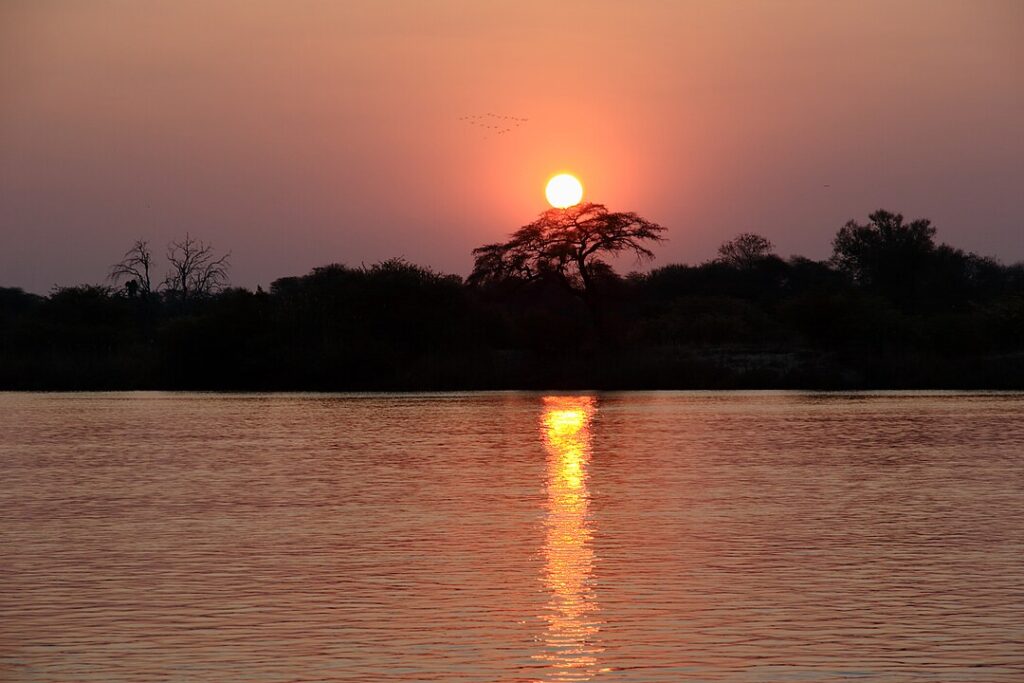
[{"left": 1, "top": 391, "right": 1023, "bottom": 681}]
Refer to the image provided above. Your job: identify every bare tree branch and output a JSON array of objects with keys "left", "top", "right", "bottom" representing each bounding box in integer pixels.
[
  {"left": 164, "top": 233, "right": 231, "bottom": 300},
  {"left": 109, "top": 239, "right": 155, "bottom": 296}
]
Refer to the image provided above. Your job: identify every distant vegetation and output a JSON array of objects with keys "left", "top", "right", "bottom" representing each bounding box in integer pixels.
[{"left": 2, "top": 209, "right": 1023, "bottom": 390}]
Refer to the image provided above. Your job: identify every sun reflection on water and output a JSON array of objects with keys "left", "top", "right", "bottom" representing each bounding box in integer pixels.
[{"left": 536, "top": 396, "right": 605, "bottom": 681}]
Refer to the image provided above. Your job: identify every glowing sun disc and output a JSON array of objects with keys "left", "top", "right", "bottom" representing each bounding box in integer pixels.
[{"left": 546, "top": 174, "right": 584, "bottom": 208}]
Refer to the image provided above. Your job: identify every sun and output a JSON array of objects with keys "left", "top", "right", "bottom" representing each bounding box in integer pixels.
[{"left": 545, "top": 173, "right": 584, "bottom": 209}]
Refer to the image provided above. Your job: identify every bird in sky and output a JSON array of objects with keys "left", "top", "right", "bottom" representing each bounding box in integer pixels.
[{"left": 458, "top": 112, "right": 529, "bottom": 139}]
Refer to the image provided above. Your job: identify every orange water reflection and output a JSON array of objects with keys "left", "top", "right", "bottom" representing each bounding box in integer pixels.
[{"left": 536, "top": 396, "right": 605, "bottom": 681}]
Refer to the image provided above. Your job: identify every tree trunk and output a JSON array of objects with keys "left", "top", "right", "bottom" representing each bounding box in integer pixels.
[{"left": 577, "top": 257, "right": 608, "bottom": 347}]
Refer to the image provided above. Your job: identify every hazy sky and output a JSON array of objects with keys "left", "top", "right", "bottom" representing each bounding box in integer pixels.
[{"left": 2, "top": 0, "right": 1022, "bottom": 292}]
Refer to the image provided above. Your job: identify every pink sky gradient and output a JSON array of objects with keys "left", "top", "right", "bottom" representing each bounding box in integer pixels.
[{"left": 2, "top": 0, "right": 1022, "bottom": 292}]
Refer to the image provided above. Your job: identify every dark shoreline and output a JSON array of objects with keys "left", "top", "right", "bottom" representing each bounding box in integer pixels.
[
  {"left": 4, "top": 221, "right": 1023, "bottom": 393},
  {"left": 5, "top": 349, "right": 1023, "bottom": 392}
]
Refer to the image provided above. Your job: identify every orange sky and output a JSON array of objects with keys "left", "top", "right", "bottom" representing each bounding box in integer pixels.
[{"left": 2, "top": 0, "right": 1022, "bottom": 292}]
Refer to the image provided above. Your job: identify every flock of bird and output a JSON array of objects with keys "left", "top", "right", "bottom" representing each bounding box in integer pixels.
[{"left": 458, "top": 113, "right": 529, "bottom": 139}]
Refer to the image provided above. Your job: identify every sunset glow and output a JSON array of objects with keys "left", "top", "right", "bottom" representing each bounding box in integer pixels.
[
  {"left": 1, "top": 2, "right": 1022, "bottom": 681},
  {"left": 546, "top": 174, "right": 584, "bottom": 209}
]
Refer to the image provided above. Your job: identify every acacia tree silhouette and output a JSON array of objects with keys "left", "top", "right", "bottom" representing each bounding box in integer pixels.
[
  {"left": 469, "top": 202, "right": 666, "bottom": 299},
  {"left": 469, "top": 203, "right": 665, "bottom": 345}
]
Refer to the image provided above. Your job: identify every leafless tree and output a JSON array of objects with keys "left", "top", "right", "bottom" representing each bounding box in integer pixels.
[
  {"left": 469, "top": 202, "right": 666, "bottom": 299},
  {"left": 716, "top": 233, "right": 775, "bottom": 269},
  {"left": 164, "top": 233, "right": 231, "bottom": 300},
  {"left": 109, "top": 239, "right": 155, "bottom": 296}
]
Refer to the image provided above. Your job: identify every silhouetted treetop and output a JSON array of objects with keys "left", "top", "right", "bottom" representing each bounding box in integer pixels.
[
  {"left": 832, "top": 210, "right": 936, "bottom": 291},
  {"left": 468, "top": 202, "right": 666, "bottom": 297},
  {"left": 716, "top": 233, "right": 776, "bottom": 269}
]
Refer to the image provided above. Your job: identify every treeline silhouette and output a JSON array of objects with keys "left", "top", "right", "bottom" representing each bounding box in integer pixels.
[{"left": 2, "top": 209, "right": 1023, "bottom": 390}]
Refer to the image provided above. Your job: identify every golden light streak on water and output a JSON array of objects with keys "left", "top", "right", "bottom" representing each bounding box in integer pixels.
[{"left": 536, "top": 396, "right": 606, "bottom": 681}]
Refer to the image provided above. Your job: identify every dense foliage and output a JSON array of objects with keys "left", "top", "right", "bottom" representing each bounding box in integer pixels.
[{"left": 2, "top": 211, "right": 1023, "bottom": 389}]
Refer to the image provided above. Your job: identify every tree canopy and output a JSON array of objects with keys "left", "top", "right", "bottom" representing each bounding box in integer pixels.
[
  {"left": 831, "top": 210, "right": 936, "bottom": 296},
  {"left": 468, "top": 202, "right": 666, "bottom": 298},
  {"left": 716, "top": 233, "right": 776, "bottom": 268}
]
